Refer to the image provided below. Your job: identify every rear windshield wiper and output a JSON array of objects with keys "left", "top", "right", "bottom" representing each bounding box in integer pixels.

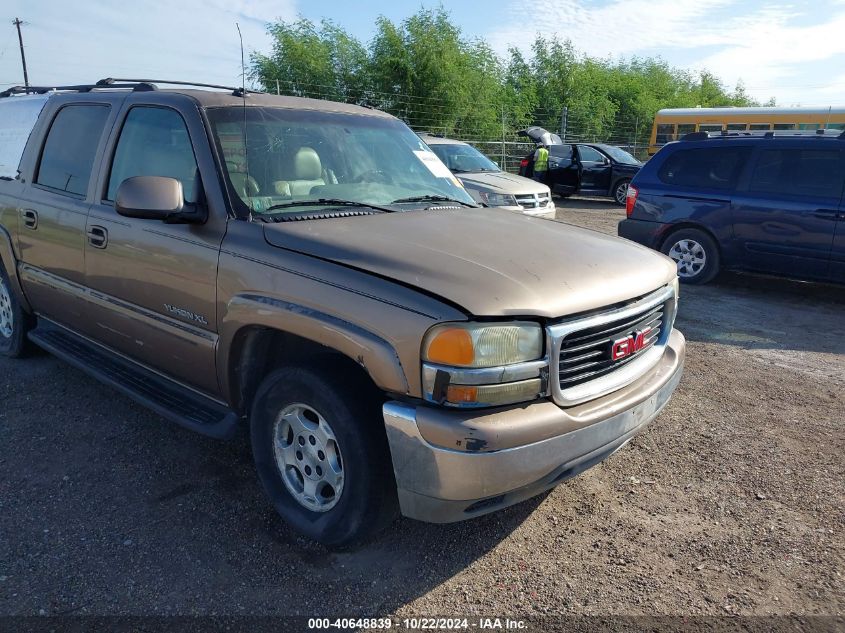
[
  {"left": 390, "top": 195, "right": 479, "bottom": 207},
  {"left": 263, "top": 198, "right": 396, "bottom": 214}
]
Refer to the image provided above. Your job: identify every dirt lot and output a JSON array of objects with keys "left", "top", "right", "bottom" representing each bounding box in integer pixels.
[{"left": 1, "top": 198, "right": 843, "bottom": 623}]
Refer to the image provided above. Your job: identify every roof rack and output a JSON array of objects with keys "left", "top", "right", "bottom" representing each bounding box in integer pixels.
[
  {"left": 681, "top": 129, "right": 845, "bottom": 141},
  {"left": 0, "top": 78, "right": 259, "bottom": 99},
  {"left": 0, "top": 82, "right": 152, "bottom": 98},
  {"left": 97, "top": 77, "right": 258, "bottom": 96}
]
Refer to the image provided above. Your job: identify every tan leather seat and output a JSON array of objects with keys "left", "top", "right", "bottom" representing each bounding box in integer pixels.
[
  {"left": 274, "top": 147, "right": 325, "bottom": 196},
  {"left": 226, "top": 161, "right": 260, "bottom": 198}
]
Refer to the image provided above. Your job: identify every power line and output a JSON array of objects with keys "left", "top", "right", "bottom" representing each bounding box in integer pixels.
[{"left": 12, "top": 17, "right": 29, "bottom": 90}]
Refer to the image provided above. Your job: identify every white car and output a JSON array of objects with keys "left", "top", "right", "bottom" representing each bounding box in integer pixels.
[{"left": 421, "top": 134, "right": 556, "bottom": 218}]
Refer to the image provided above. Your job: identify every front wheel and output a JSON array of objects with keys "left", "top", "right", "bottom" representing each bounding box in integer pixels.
[
  {"left": 0, "top": 259, "right": 34, "bottom": 358},
  {"left": 661, "top": 228, "right": 720, "bottom": 284},
  {"left": 250, "top": 363, "right": 398, "bottom": 547},
  {"left": 613, "top": 179, "right": 630, "bottom": 206}
]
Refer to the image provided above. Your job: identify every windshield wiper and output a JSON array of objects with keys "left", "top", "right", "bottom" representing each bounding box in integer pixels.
[
  {"left": 390, "top": 195, "right": 479, "bottom": 207},
  {"left": 263, "top": 198, "right": 395, "bottom": 214}
]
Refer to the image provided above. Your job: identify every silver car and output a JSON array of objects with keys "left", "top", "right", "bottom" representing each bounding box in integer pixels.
[{"left": 422, "top": 134, "right": 556, "bottom": 218}]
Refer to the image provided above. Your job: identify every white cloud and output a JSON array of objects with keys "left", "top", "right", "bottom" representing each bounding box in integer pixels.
[
  {"left": 0, "top": 0, "right": 297, "bottom": 89},
  {"left": 488, "top": 0, "right": 845, "bottom": 106}
]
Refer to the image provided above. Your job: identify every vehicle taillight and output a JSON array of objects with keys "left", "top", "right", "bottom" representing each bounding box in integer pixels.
[{"left": 625, "top": 184, "right": 638, "bottom": 217}]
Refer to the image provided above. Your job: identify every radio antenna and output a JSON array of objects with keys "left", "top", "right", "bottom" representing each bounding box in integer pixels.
[
  {"left": 236, "top": 23, "right": 252, "bottom": 216},
  {"left": 825, "top": 105, "right": 832, "bottom": 130}
]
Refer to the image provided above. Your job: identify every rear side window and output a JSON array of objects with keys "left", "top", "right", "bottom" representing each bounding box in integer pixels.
[
  {"left": 0, "top": 95, "right": 50, "bottom": 179},
  {"left": 36, "top": 105, "right": 110, "bottom": 196},
  {"left": 749, "top": 149, "right": 844, "bottom": 199},
  {"left": 549, "top": 144, "right": 573, "bottom": 159},
  {"left": 657, "top": 147, "right": 751, "bottom": 191}
]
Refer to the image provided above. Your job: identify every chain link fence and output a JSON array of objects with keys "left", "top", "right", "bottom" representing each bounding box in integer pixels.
[{"left": 266, "top": 80, "right": 652, "bottom": 173}]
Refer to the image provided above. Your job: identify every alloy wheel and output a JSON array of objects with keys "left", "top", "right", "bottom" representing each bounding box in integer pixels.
[
  {"left": 273, "top": 403, "right": 344, "bottom": 512},
  {"left": 615, "top": 181, "right": 629, "bottom": 205},
  {"left": 0, "top": 277, "right": 13, "bottom": 339}
]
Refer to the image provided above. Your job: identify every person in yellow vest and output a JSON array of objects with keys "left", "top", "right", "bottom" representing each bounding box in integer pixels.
[{"left": 533, "top": 144, "right": 549, "bottom": 183}]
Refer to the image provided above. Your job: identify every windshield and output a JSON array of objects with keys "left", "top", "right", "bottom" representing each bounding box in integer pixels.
[
  {"left": 428, "top": 143, "right": 500, "bottom": 173},
  {"left": 207, "top": 107, "right": 476, "bottom": 215},
  {"left": 601, "top": 145, "right": 641, "bottom": 165}
]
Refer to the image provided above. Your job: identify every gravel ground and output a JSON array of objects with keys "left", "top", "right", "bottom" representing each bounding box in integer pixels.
[{"left": 1, "top": 197, "right": 843, "bottom": 624}]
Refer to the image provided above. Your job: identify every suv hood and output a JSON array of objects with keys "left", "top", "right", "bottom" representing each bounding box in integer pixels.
[
  {"left": 456, "top": 170, "right": 549, "bottom": 195},
  {"left": 263, "top": 208, "right": 676, "bottom": 318}
]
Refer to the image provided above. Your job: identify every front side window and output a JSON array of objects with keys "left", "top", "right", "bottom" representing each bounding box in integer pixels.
[
  {"left": 429, "top": 143, "right": 499, "bottom": 173},
  {"left": 749, "top": 149, "right": 843, "bottom": 198},
  {"left": 577, "top": 146, "right": 605, "bottom": 162},
  {"left": 107, "top": 107, "right": 199, "bottom": 202},
  {"left": 207, "top": 107, "right": 475, "bottom": 215},
  {"left": 658, "top": 147, "right": 751, "bottom": 190},
  {"left": 36, "top": 104, "right": 110, "bottom": 196}
]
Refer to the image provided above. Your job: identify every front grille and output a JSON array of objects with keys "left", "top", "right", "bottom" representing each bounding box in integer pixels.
[
  {"left": 515, "top": 192, "right": 551, "bottom": 209},
  {"left": 557, "top": 304, "right": 663, "bottom": 389},
  {"left": 547, "top": 285, "right": 676, "bottom": 406}
]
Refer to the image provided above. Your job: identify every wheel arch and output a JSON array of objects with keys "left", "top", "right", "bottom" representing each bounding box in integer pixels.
[
  {"left": 0, "top": 224, "right": 31, "bottom": 313},
  {"left": 658, "top": 222, "right": 723, "bottom": 259},
  {"left": 219, "top": 295, "right": 411, "bottom": 415}
]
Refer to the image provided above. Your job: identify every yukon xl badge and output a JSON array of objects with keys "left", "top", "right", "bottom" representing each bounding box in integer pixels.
[{"left": 164, "top": 304, "right": 208, "bottom": 326}]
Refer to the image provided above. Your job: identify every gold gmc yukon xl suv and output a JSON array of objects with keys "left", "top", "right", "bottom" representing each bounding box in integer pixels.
[{"left": 0, "top": 80, "right": 685, "bottom": 546}]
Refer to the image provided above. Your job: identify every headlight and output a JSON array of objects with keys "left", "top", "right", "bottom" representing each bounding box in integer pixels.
[
  {"left": 478, "top": 191, "right": 519, "bottom": 208},
  {"left": 422, "top": 322, "right": 546, "bottom": 408},
  {"left": 423, "top": 322, "right": 543, "bottom": 368}
]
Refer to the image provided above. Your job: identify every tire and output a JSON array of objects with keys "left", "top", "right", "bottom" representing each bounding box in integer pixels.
[
  {"left": 660, "top": 228, "right": 720, "bottom": 284},
  {"left": 250, "top": 362, "right": 398, "bottom": 547},
  {"left": 0, "top": 258, "right": 34, "bottom": 358},
  {"left": 612, "top": 179, "right": 630, "bottom": 206}
]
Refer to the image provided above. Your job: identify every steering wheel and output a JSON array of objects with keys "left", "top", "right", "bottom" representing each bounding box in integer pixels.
[{"left": 353, "top": 169, "right": 394, "bottom": 184}]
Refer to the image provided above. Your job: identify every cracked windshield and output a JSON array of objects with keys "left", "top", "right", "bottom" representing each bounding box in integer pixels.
[{"left": 209, "top": 107, "right": 475, "bottom": 214}]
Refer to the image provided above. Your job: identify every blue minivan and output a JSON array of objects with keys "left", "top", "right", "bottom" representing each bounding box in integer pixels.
[{"left": 618, "top": 131, "right": 845, "bottom": 284}]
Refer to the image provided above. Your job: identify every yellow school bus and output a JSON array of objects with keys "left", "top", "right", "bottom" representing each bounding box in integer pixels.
[{"left": 648, "top": 106, "right": 845, "bottom": 155}]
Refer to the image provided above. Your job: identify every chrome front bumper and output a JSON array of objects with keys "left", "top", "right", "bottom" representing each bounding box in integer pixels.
[{"left": 383, "top": 328, "right": 685, "bottom": 523}]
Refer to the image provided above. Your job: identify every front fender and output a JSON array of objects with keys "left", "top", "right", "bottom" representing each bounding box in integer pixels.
[{"left": 218, "top": 294, "right": 411, "bottom": 404}]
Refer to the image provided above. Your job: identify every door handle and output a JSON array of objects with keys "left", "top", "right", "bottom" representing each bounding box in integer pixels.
[
  {"left": 20, "top": 209, "right": 38, "bottom": 229},
  {"left": 87, "top": 225, "right": 108, "bottom": 249},
  {"left": 812, "top": 209, "right": 841, "bottom": 220}
]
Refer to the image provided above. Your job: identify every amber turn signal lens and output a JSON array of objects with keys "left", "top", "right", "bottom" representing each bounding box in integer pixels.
[
  {"left": 445, "top": 385, "right": 478, "bottom": 403},
  {"left": 426, "top": 328, "right": 474, "bottom": 366}
]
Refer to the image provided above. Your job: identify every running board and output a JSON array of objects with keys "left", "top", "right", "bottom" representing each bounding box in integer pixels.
[{"left": 28, "top": 320, "right": 240, "bottom": 439}]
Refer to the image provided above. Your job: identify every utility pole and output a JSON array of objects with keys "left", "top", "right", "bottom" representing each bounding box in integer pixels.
[{"left": 13, "top": 18, "right": 30, "bottom": 92}]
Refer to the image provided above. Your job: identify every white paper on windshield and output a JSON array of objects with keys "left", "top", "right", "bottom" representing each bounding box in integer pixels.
[{"left": 413, "top": 150, "right": 454, "bottom": 179}]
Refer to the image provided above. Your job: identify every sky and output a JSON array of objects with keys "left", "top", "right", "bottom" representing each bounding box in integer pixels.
[{"left": 1, "top": 0, "right": 844, "bottom": 107}]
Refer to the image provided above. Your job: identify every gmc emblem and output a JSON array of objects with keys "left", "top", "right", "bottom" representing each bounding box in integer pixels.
[{"left": 611, "top": 327, "right": 653, "bottom": 361}]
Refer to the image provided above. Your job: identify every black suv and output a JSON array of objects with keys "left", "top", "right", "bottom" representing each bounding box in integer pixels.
[
  {"left": 618, "top": 130, "right": 845, "bottom": 284},
  {"left": 518, "top": 127, "right": 643, "bottom": 205}
]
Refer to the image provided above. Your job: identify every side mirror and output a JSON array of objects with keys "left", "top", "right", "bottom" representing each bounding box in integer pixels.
[{"left": 115, "top": 176, "right": 205, "bottom": 223}]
